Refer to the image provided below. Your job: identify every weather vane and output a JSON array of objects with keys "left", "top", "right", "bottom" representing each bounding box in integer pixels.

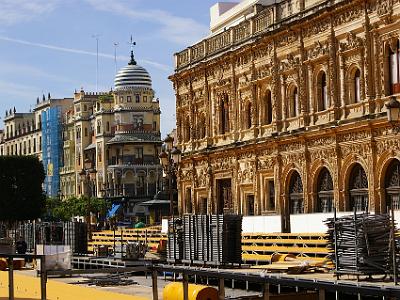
[{"left": 128, "top": 35, "right": 136, "bottom": 65}]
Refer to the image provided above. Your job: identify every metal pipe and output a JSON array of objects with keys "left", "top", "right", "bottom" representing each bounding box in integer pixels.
[
  {"left": 8, "top": 257, "right": 14, "bottom": 300},
  {"left": 152, "top": 270, "right": 158, "bottom": 300},
  {"left": 391, "top": 206, "right": 397, "bottom": 285},
  {"left": 40, "top": 255, "right": 47, "bottom": 300},
  {"left": 218, "top": 278, "right": 225, "bottom": 300},
  {"left": 263, "top": 283, "right": 270, "bottom": 300},
  {"left": 333, "top": 208, "right": 339, "bottom": 279},
  {"left": 183, "top": 273, "right": 189, "bottom": 300}
]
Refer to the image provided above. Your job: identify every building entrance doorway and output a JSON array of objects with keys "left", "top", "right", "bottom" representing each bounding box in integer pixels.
[
  {"left": 349, "top": 164, "right": 368, "bottom": 212},
  {"left": 386, "top": 159, "right": 400, "bottom": 210},
  {"left": 317, "top": 168, "right": 334, "bottom": 212},
  {"left": 217, "top": 179, "right": 232, "bottom": 214},
  {"left": 289, "top": 171, "right": 304, "bottom": 214},
  {"left": 246, "top": 195, "right": 255, "bottom": 215}
]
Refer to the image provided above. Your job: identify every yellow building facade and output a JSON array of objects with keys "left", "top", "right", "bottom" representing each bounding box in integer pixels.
[
  {"left": 171, "top": 0, "right": 400, "bottom": 231},
  {"left": 61, "top": 51, "right": 163, "bottom": 218},
  {"left": 2, "top": 108, "right": 39, "bottom": 157}
]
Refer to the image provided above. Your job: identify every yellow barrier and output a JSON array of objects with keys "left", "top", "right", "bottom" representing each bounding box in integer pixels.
[
  {"left": 0, "top": 271, "right": 150, "bottom": 300},
  {"left": 163, "top": 282, "right": 218, "bottom": 300}
]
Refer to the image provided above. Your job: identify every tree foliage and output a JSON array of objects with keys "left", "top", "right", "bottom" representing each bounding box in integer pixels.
[
  {"left": 0, "top": 156, "right": 46, "bottom": 221},
  {"left": 98, "top": 93, "right": 113, "bottom": 103},
  {"left": 45, "top": 196, "right": 110, "bottom": 221}
]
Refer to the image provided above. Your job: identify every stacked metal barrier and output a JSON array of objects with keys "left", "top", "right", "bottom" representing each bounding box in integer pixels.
[
  {"left": 0, "top": 223, "right": 6, "bottom": 238},
  {"left": 325, "top": 213, "right": 394, "bottom": 276},
  {"left": 167, "top": 214, "right": 242, "bottom": 265},
  {"left": 63, "top": 222, "right": 87, "bottom": 254},
  {"left": 167, "top": 218, "right": 183, "bottom": 262},
  {"left": 16, "top": 222, "right": 87, "bottom": 254}
]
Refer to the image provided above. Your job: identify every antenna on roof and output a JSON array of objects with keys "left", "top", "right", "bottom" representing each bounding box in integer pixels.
[
  {"left": 113, "top": 42, "right": 119, "bottom": 74},
  {"left": 92, "top": 34, "right": 101, "bottom": 93}
]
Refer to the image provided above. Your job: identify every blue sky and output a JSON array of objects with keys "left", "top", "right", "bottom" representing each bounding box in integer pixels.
[{"left": 0, "top": 0, "right": 226, "bottom": 137}]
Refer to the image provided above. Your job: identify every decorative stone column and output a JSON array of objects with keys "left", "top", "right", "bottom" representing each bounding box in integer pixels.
[
  {"left": 339, "top": 54, "right": 346, "bottom": 119},
  {"left": 280, "top": 75, "right": 287, "bottom": 131}
]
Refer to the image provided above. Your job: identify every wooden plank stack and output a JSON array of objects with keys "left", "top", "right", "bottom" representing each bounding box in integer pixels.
[
  {"left": 90, "top": 226, "right": 166, "bottom": 254},
  {"left": 325, "top": 213, "right": 394, "bottom": 276},
  {"left": 241, "top": 232, "right": 331, "bottom": 264}
]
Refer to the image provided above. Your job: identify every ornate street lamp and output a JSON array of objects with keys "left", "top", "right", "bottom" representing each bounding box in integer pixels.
[
  {"left": 79, "top": 159, "right": 97, "bottom": 241},
  {"left": 386, "top": 96, "right": 400, "bottom": 133},
  {"left": 159, "top": 134, "right": 181, "bottom": 218}
]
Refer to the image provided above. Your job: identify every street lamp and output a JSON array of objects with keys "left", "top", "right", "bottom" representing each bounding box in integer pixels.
[
  {"left": 79, "top": 159, "right": 97, "bottom": 240},
  {"left": 386, "top": 96, "right": 400, "bottom": 121},
  {"left": 386, "top": 96, "right": 400, "bottom": 133},
  {"left": 159, "top": 135, "right": 181, "bottom": 217}
]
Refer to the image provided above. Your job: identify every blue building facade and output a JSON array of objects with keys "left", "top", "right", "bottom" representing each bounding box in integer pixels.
[{"left": 41, "top": 106, "right": 63, "bottom": 197}]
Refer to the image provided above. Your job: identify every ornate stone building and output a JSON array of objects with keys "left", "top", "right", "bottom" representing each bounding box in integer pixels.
[
  {"left": 0, "top": 130, "right": 4, "bottom": 156},
  {"left": 65, "top": 49, "right": 163, "bottom": 219},
  {"left": 170, "top": 0, "right": 400, "bottom": 231},
  {"left": 1, "top": 95, "right": 73, "bottom": 197}
]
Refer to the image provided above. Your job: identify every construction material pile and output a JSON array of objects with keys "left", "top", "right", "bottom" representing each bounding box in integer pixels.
[
  {"left": 167, "top": 214, "right": 242, "bottom": 265},
  {"left": 75, "top": 273, "right": 137, "bottom": 286},
  {"left": 325, "top": 213, "right": 394, "bottom": 276}
]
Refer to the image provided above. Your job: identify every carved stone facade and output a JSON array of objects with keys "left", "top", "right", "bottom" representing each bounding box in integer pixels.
[{"left": 170, "top": 0, "right": 400, "bottom": 231}]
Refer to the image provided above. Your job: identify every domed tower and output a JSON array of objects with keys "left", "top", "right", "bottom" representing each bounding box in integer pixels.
[{"left": 101, "top": 46, "right": 162, "bottom": 219}]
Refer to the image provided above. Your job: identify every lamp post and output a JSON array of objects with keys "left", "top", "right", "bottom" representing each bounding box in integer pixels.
[
  {"left": 159, "top": 135, "right": 181, "bottom": 218},
  {"left": 386, "top": 96, "right": 400, "bottom": 133},
  {"left": 79, "top": 159, "right": 97, "bottom": 240}
]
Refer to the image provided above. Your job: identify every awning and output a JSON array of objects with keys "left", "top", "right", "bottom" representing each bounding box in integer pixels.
[
  {"left": 84, "top": 143, "right": 96, "bottom": 151},
  {"left": 139, "top": 199, "right": 170, "bottom": 207},
  {"left": 107, "top": 204, "right": 122, "bottom": 218}
]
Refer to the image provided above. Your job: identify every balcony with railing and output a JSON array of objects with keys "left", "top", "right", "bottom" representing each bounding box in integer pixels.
[
  {"left": 174, "top": 0, "right": 344, "bottom": 70},
  {"left": 60, "top": 165, "right": 75, "bottom": 174},
  {"left": 114, "top": 123, "right": 157, "bottom": 135},
  {"left": 107, "top": 155, "right": 160, "bottom": 167}
]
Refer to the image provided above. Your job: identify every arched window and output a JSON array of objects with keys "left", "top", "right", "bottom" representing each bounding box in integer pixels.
[
  {"left": 198, "top": 114, "right": 206, "bottom": 139},
  {"left": 289, "top": 171, "right": 304, "bottom": 214},
  {"left": 246, "top": 102, "right": 252, "bottom": 129},
  {"left": 185, "top": 188, "right": 192, "bottom": 214},
  {"left": 184, "top": 119, "right": 190, "bottom": 142},
  {"left": 353, "top": 69, "right": 361, "bottom": 103},
  {"left": 97, "top": 120, "right": 101, "bottom": 134},
  {"left": 349, "top": 164, "right": 368, "bottom": 212},
  {"left": 389, "top": 40, "right": 400, "bottom": 94},
  {"left": 317, "top": 168, "right": 334, "bottom": 212},
  {"left": 318, "top": 72, "right": 328, "bottom": 111},
  {"left": 290, "top": 87, "right": 299, "bottom": 118},
  {"left": 220, "top": 94, "right": 230, "bottom": 134},
  {"left": 264, "top": 90, "right": 272, "bottom": 125},
  {"left": 385, "top": 159, "right": 400, "bottom": 210}
]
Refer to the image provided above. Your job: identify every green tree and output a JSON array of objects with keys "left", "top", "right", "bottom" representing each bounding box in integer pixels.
[
  {"left": 0, "top": 156, "right": 46, "bottom": 221},
  {"left": 45, "top": 196, "right": 110, "bottom": 221}
]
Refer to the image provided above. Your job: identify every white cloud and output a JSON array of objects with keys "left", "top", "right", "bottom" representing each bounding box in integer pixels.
[
  {"left": 85, "top": 0, "right": 209, "bottom": 46},
  {"left": 0, "top": 60, "right": 73, "bottom": 83},
  {"left": 0, "top": 80, "right": 42, "bottom": 99},
  {"left": 0, "top": 35, "right": 171, "bottom": 72},
  {"left": 0, "top": 0, "right": 59, "bottom": 25}
]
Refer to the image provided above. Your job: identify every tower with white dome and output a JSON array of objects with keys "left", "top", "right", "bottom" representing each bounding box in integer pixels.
[{"left": 73, "top": 45, "right": 164, "bottom": 222}]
